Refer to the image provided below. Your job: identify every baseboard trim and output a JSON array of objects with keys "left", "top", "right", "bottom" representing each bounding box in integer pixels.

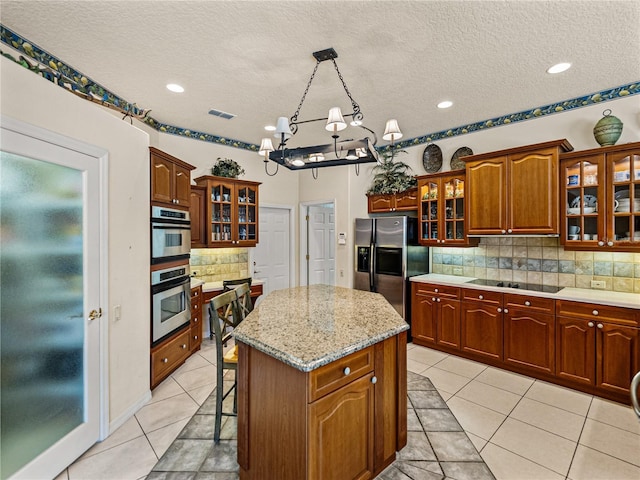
[{"left": 106, "top": 389, "right": 152, "bottom": 438}]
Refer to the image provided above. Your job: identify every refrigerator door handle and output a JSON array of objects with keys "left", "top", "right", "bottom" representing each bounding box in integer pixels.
[{"left": 369, "top": 242, "right": 375, "bottom": 291}]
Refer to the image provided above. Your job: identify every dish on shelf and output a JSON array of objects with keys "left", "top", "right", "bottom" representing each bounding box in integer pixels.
[
  {"left": 614, "top": 189, "right": 630, "bottom": 200},
  {"left": 450, "top": 147, "right": 473, "bottom": 170},
  {"left": 567, "top": 206, "right": 596, "bottom": 214},
  {"left": 570, "top": 195, "right": 597, "bottom": 208},
  {"left": 583, "top": 206, "right": 596, "bottom": 214}
]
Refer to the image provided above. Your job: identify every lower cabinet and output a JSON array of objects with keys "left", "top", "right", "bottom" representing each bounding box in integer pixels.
[
  {"left": 150, "top": 328, "right": 191, "bottom": 389},
  {"left": 411, "top": 282, "right": 460, "bottom": 349},
  {"left": 412, "top": 282, "right": 640, "bottom": 404},
  {"left": 190, "top": 285, "right": 203, "bottom": 352},
  {"left": 556, "top": 301, "right": 639, "bottom": 397},
  {"left": 237, "top": 333, "right": 407, "bottom": 479},
  {"left": 460, "top": 289, "right": 503, "bottom": 361}
]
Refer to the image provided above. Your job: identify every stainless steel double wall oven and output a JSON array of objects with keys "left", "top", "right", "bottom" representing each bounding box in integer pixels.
[{"left": 151, "top": 206, "right": 191, "bottom": 345}]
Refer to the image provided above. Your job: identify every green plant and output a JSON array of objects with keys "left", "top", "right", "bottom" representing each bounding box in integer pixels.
[
  {"left": 367, "top": 147, "right": 417, "bottom": 195},
  {"left": 212, "top": 157, "right": 245, "bottom": 178}
]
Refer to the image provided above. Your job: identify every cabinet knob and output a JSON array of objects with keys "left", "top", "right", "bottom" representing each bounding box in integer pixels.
[
  {"left": 194, "top": 335, "right": 199, "bottom": 340},
  {"left": 607, "top": 241, "right": 614, "bottom": 247},
  {"left": 182, "top": 344, "right": 187, "bottom": 349},
  {"left": 525, "top": 301, "right": 531, "bottom": 306},
  {"left": 501, "top": 229, "right": 506, "bottom": 234},
  {"left": 588, "top": 321, "right": 594, "bottom": 327},
  {"left": 497, "top": 307, "right": 502, "bottom": 313},
  {"left": 507, "top": 229, "right": 513, "bottom": 234},
  {"left": 162, "top": 358, "right": 168, "bottom": 363},
  {"left": 504, "top": 308, "right": 509, "bottom": 314},
  {"left": 371, "top": 376, "right": 377, "bottom": 384},
  {"left": 432, "top": 297, "right": 437, "bottom": 302},
  {"left": 592, "top": 310, "right": 599, "bottom": 316},
  {"left": 598, "top": 241, "right": 605, "bottom": 246},
  {"left": 343, "top": 367, "right": 351, "bottom": 375},
  {"left": 434, "top": 288, "right": 439, "bottom": 293},
  {"left": 478, "top": 295, "right": 484, "bottom": 300},
  {"left": 597, "top": 323, "right": 603, "bottom": 329}
]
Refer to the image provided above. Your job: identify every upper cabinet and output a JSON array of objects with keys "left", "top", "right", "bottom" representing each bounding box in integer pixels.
[
  {"left": 150, "top": 147, "right": 194, "bottom": 209},
  {"left": 194, "top": 175, "right": 261, "bottom": 247},
  {"left": 560, "top": 141, "right": 640, "bottom": 251},
  {"left": 465, "top": 139, "right": 573, "bottom": 235},
  {"left": 417, "top": 170, "right": 478, "bottom": 247},
  {"left": 190, "top": 185, "right": 207, "bottom": 248},
  {"left": 367, "top": 188, "right": 418, "bottom": 213}
]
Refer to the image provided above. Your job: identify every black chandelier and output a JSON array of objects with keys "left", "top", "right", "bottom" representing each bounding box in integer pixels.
[{"left": 258, "top": 48, "right": 403, "bottom": 178}]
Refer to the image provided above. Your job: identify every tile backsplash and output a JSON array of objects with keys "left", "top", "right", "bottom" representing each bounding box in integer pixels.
[
  {"left": 190, "top": 248, "right": 249, "bottom": 283},
  {"left": 431, "top": 237, "right": 640, "bottom": 293}
]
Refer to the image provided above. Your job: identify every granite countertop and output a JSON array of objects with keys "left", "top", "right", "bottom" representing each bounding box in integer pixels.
[
  {"left": 190, "top": 277, "right": 264, "bottom": 292},
  {"left": 410, "top": 273, "right": 640, "bottom": 309},
  {"left": 233, "top": 285, "right": 409, "bottom": 372}
]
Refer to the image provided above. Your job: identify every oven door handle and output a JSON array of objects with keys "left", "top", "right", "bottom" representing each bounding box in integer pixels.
[
  {"left": 152, "top": 224, "right": 191, "bottom": 230},
  {"left": 152, "top": 275, "right": 191, "bottom": 294}
]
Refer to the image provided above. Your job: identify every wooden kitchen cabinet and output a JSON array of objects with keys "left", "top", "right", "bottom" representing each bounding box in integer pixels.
[
  {"left": 190, "top": 186, "right": 207, "bottom": 248},
  {"left": 556, "top": 300, "right": 639, "bottom": 400},
  {"left": 150, "top": 327, "right": 191, "bottom": 389},
  {"left": 503, "top": 294, "right": 555, "bottom": 375},
  {"left": 150, "top": 147, "right": 194, "bottom": 209},
  {"left": 194, "top": 175, "right": 261, "bottom": 247},
  {"left": 190, "top": 284, "right": 203, "bottom": 352},
  {"left": 460, "top": 289, "right": 503, "bottom": 361},
  {"left": 411, "top": 282, "right": 460, "bottom": 350},
  {"left": 238, "top": 333, "right": 406, "bottom": 479},
  {"left": 465, "top": 139, "right": 573, "bottom": 235},
  {"left": 367, "top": 187, "right": 418, "bottom": 213},
  {"left": 417, "top": 171, "right": 478, "bottom": 247},
  {"left": 560, "top": 141, "right": 640, "bottom": 251}
]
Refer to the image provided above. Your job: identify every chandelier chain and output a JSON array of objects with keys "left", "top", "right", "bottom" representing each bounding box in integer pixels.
[
  {"left": 291, "top": 60, "right": 321, "bottom": 124},
  {"left": 331, "top": 58, "right": 361, "bottom": 117}
]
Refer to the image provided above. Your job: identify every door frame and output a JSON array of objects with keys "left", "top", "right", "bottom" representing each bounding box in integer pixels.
[
  {"left": 300, "top": 199, "right": 336, "bottom": 286},
  {"left": 1, "top": 116, "right": 110, "bottom": 461},
  {"left": 250, "top": 203, "right": 296, "bottom": 291}
]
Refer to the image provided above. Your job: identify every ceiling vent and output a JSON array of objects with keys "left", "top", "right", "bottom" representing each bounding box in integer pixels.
[{"left": 208, "top": 108, "right": 236, "bottom": 120}]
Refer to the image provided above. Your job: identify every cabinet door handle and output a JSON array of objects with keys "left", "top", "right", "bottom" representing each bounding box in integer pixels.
[
  {"left": 434, "top": 288, "right": 439, "bottom": 293},
  {"left": 343, "top": 367, "right": 351, "bottom": 375},
  {"left": 432, "top": 297, "right": 437, "bottom": 302},
  {"left": 607, "top": 241, "right": 614, "bottom": 247},
  {"left": 592, "top": 310, "right": 599, "bottom": 316},
  {"left": 162, "top": 358, "right": 168, "bottom": 363},
  {"left": 598, "top": 241, "right": 605, "bottom": 246},
  {"left": 478, "top": 295, "right": 484, "bottom": 300},
  {"left": 501, "top": 229, "right": 506, "bottom": 234},
  {"left": 504, "top": 308, "right": 509, "bottom": 314},
  {"left": 588, "top": 321, "right": 594, "bottom": 327},
  {"left": 371, "top": 376, "right": 377, "bottom": 384},
  {"left": 497, "top": 308, "right": 502, "bottom": 313},
  {"left": 194, "top": 335, "right": 199, "bottom": 340},
  {"left": 437, "top": 298, "right": 441, "bottom": 303},
  {"left": 597, "top": 323, "right": 603, "bottom": 329},
  {"left": 182, "top": 344, "right": 187, "bottom": 349},
  {"left": 507, "top": 229, "right": 513, "bottom": 234},
  {"left": 525, "top": 301, "right": 531, "bottom": 306}
]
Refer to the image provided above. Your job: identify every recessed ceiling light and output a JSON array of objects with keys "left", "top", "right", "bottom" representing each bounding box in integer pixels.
[
  {"left": 547, "top": 62, "right": 571, "bottom": 74},
  {"left": 166, "top": 83, "right": 184, "bottom": 93},
  {"left": 437, "top": 100, "right": 453, "bottom": 109},
  {"left": 264, "top": 125, "right": 276, "bottom": 131}
]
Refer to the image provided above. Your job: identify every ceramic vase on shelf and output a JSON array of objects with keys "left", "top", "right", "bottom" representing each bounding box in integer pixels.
[{"left": 593, "top": 109, "right": 623, "bottom": 146}]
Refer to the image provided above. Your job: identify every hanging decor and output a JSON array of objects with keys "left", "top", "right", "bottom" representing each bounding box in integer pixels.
[{"left": 258, "top": 48, "right": 402, "bottom": 177}]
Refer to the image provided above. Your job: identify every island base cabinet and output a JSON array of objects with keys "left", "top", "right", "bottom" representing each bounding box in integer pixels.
[
  {"left": 238, "top": 333, "right": 407, "bottom": 480},
  {"left": 308, "top": 373, "right": 374, "bottom": 480}
]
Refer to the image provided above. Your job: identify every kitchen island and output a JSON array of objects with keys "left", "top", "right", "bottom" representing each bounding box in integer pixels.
[{"left": 233, "top": 284, "right": 409, "bottom": 480}]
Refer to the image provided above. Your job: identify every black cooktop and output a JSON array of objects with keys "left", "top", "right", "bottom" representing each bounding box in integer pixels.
[{"left": 466, "top": 278, "right": 563, "bottom": 294}]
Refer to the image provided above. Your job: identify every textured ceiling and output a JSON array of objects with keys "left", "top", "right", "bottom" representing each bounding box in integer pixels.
[{"left": 1, "top": 0, "right": 639, "bottom": 149}]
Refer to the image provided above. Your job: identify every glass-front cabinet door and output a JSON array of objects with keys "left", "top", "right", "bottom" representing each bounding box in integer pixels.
[
  {"left": 236, "top": 183, "right": 258, "bottom": 245},
  {"left": 443, "top": 175, "right": 466, "bottom": 244},
  {"left": 419, "top": 179, "right": 439, "bottom": 242},
  {"left": 562, "top": 154, "right": 604, "bottom": 247},
  {"left": 608, "top": 149, "right": 640, "bottom": 246},
  {"left": 209, "top": 180, "right": 235, "bottom": 244}
]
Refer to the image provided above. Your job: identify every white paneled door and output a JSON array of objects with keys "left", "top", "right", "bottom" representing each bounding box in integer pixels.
[
  {"left": 0, "top": 118, "right": 104, "bottom": 480},
  {"left": 253, "top": 207, "right": 291, "bottom": 296},
  {"left": 308, "top": 204, "right": 335, "bottom": 286}
]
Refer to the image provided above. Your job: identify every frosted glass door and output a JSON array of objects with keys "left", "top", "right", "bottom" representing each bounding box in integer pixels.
[{"left": 0, "top": 120, "right": 101, "bottom": 480}]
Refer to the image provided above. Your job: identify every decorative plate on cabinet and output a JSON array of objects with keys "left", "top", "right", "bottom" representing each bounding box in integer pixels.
[
  {"left": 450, "top": 147, "right": 473, "bottom": 170},
  {"left": 422, "top": 144, "right": 443, "bottom": 173}
]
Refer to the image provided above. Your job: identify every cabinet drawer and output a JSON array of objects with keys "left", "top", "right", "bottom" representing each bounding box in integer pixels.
[
  {"left": 309, "top": 346, "right": 374, "bottom": 402},
  {"left": 462, "top": 288, "right": 502, "bottom": 305},
  {"left": 190, "top": 323, "right": 202, "bottom": 350},
  {"left": 413, "top": 283, "right": 460, "bottom": 299},
  {"left": 556, "top": 300, "right": 638, "bottom": 326},
  {"left": 190, "top": 300, "right": 200, "bottom": 316},
  {"left": 151, "top": 330, "right": 190, "bottom": 380},
  {"left": 505, "top": 294, "right": 555, "bottom": 314}
]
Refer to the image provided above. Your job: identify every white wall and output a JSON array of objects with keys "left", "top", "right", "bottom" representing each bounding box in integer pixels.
[
  {"left": 300, "top": 96, "right": 640, "bottom": 288},
  {"left": 1, "top": 57, "right": 151, "bottom": 427}
]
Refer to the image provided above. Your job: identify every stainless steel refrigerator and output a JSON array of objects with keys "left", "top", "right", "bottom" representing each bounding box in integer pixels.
[{"left": 354, "top": 216, "right": 429, "bottom": 325}]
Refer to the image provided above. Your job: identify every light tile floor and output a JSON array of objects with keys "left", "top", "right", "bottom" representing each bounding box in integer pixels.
[{"left": 55, "top": 341, "right": 640, "bottom": 480}]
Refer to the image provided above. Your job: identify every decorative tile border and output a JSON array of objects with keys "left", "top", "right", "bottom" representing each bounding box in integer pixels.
[{"left": 2, "top": 24, "right": 638, "bottom": 155}]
